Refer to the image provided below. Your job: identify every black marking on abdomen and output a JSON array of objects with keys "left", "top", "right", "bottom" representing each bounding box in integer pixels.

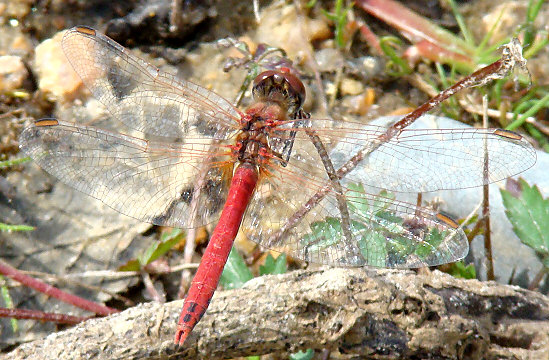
[{"left": 187, "top": 302, "right": 198, "bottom": 313}]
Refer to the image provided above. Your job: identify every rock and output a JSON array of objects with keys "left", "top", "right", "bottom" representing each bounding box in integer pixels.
[
  {"left": 254, "top": 2, "right": 330, "bottom": 64},
  {"left": 0, "top": 55, "right": 28, "bottom": 92},
  {"left": 342, "top": 87, "right": 376, "bottom": 115},
  {"left": 0, "top": 0, "right": 33, "bottom": 19},
  {"left": 339, "top": 77, "right": 364, "bottom": 96},
  {"left": 33, "top": 30, "right": 84, "bottom": 102},
  {"left": 0, "top": 27, "right": 34, "bottom": 57},
  {"left": 314, "top": 48, "right": 345, "bottom": 72}
]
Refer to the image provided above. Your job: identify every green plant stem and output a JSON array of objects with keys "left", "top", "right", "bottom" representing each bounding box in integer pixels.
[
  {"left": 0, "top": 223, "right": 34, "bottom": 232},
  {"left": 507, "top": 92, "right": 549, "bottom": 130},
  {"left": 0, "top": 157, "right": 31, "bottom": 168}
]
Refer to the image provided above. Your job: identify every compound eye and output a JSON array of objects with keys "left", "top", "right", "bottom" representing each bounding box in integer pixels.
[
  {"left": 279, "top": 71, "right": 305, "bottom": 106},
  {"left": 252, "top": 70, "right": 277, "bottom": 88},
  {"left": 252, "top": 70, "right": 306, "bottom": 113}
]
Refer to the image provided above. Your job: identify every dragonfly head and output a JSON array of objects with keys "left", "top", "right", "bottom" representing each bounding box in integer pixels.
[{"left": 252, "top": 69, "right": 305, "bottom": 115}]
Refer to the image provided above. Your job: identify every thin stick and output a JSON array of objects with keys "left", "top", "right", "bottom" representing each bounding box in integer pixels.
[
  {"left": 482, "top": 95, "right": 495, "bottom": 280},
  {"left": 0, "top": 260, "right": 118, "bottom": 316},
  {"left": 0, "top": 307, "right": 91, "bottom": 325},
  {"left": 305, "top": 129, "right": 354, "bottom": 246},
  {"left": 21, "top": 263, "right": 198, "bottom": 281},
  {"left": 391, "top": 39, "right": 526, "bottom": 133},
  {"left": 528, "top": 267, "right": 548, "bottom": 291}
]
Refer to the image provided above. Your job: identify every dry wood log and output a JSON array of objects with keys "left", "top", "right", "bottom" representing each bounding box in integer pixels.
[{"left": 5, "top": 268, "right": 549, "bottom": 360}]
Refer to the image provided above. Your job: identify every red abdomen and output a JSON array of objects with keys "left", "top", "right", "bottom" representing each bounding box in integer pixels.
[{"left": 174, "top": 163, "right": 259, "bottom": 345}]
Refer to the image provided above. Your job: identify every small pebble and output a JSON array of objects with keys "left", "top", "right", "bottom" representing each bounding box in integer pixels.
[
  {"left": 0, "top": 55, "right": 28, "bottom": 92},
  {"left": 340, "top": 77, "right": 364, "bottom": 96},
  {"left": 34, "top": 30, "right": 84, "bottom": 102}
]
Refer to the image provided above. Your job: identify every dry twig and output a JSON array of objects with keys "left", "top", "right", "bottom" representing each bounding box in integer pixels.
[{"left": 6, "top": 268, "right": 549, "bottom": 359}]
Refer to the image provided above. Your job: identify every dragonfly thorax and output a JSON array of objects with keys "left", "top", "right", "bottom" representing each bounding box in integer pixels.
[{"left": 234, "top": 105, "right": 284, "bottom": 166}]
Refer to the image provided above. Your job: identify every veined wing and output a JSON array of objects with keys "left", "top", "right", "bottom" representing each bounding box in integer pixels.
[
  {"left": 62, "top": 26, "right": 240, "bottom": 140},
  {"left": 242, "top": 117, "right": 535, "bottom": 267},
  {"left": 242, "top": 127, "right": 467, "bottom": 268},
  {"left": 19, "top": 119, "right": 233, "bottom": 229},
  {"left": 306, "top": 117, "right": 536, "bottom": 192}
]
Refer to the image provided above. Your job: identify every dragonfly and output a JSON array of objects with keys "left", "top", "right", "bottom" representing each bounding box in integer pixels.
[{"left": 19, "top": 26, "right": 536, "bottom": 345}]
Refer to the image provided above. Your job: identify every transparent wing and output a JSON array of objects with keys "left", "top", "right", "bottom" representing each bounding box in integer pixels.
[
  {"left": 242, "top": 118, "right": 536, "bottom": 268},
  {"left": 310, "top": 119, "right": 536, "bottom": 192},
  {"left": 248, "top": 181, "right": 466, "bottom": 268},
  {"left": 19, "top": 119, "right": 232, "bottom": 228},
  {"left": 62, "top": 26, "right": 241, "bottom": 140}
]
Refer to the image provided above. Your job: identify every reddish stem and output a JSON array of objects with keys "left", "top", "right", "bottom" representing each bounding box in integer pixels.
[
  {"left": 528, "top": 267, "right": 548, "bottom": 291},
  {"left": 356, "top": 0, "right": 472, "bottom": 53},
  {"left": 483, "top": 182, "right": 495, "bottom": 281},
  {"left": 356, "top": 0, "right": 475, "bottom": 70},
  {"left": 391, "top": 58, "right": 506, "bottom": 132},
  {"left": 356, "top": 19, "right": 382, "bottom": 54},
  {"left": 0, "top": 260, "right": 118, "bottom": 316},
  {"left": 0, "top": 307, "right": 90, "bottom": 325},
  {"left": 405, "top": 40, "right": 474, "bottom": 70}
]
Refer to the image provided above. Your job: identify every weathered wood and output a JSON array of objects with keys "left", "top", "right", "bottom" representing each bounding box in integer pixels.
[{"left": 6, "top": 268, "right": 549, "bottom": 359}]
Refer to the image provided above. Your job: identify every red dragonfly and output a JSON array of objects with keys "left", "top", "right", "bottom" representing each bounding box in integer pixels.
[{"left": 20, "top": 27, "right": 535, "bottom": 345}]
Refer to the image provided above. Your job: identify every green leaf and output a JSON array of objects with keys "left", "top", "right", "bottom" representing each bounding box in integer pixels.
[
  {"left": 119, "top": 228, "right": 183, "bottom": 271},
  {"left": 387, "top": 233, "right": 415, "bottom": 258},
  {"left": 118, "top": 259, "right": 141, "bottom": 272},
  {"left": 379, "top": 36, "right": 413, "bottom": 76},
  {"left": 357, "top": 226, "right": 387, "bottom": 267},
  {"left": 447, "top": 261, "right": 476, "bottom": 279},
  {"left": 219, "top": 248, "right": 253, "bottom": 290},
  {"left": 138, "top": 228, "right": 184, "bottom": 266},
  {"left": 289, "top": 349, "right": 314, "bottom": 360},
  {"left": 373, "top": 189, "right": 396, "bottom": 213},
  {"left": 259, "top": 253, "right": 287, "bottom": 275},
  {"left": 301, "top": 185, "right": 407, "bottom": 267},
  {"left": 414, "top": 228, "right": 445, "bottom": 259},
  {"left": 159, "top": 228, "right": 184, "bottom": 242},
  {"left": 347, "top": 183, "right": 370, "bottom": 217},
  {"left": 375, "top": 210, "right": 404, "bottom": 228},
  {"left": 301, "top": 217, "right": 342, "bottom": 252},
  {"left": 501, "top": 179, "right": 549, "bottom": 263}
]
